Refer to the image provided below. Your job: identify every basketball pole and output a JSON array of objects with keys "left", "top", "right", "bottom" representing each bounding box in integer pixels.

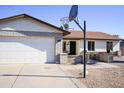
[{"left": 74, "top": 19, "right": 86, "bottom": 78}]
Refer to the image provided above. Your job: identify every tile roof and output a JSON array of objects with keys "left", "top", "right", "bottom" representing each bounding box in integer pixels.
[{"left": 63, "top": 31, "right": 121, "bottom": 40}]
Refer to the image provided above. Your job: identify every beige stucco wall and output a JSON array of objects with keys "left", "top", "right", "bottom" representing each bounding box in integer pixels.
[
  {"left": 0, "top": 17, "right": 62, "bottom": 33},
  {"left": 80, "top": 39, "right": 120, "bottom": 53},
  {"left": 56, "top": 40, "right": 63, "bottom": 55}
]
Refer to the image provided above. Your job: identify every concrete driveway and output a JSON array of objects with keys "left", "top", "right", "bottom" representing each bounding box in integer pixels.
[{"left": 0, "top": 64, "right": 79, "bottom": 88}]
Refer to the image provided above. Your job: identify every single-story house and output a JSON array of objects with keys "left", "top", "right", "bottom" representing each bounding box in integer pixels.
[
  {"left": 0, "top": 14, "right": 121, "bottom": 64},
  {"left": 0, "top": 14, "right": 69, "bottom": 63},
  {"left": 63, "top": 31, "right": 121, "bottom": 55}
]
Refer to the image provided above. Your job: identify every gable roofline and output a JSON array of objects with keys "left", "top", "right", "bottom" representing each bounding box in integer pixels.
[
  {"left": 0, "top": 14, "right": 70, "bottom": 35},
  {"left": 63, "top": 31, "right": 122, "bottom": 41}
]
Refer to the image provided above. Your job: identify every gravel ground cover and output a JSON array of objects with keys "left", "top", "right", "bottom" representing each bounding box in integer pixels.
[{"left": 68, "top": 63, "right": 124, "bottom": 88}]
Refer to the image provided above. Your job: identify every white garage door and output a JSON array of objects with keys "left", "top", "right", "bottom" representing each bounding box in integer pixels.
[{"left": 0, "top": 36, "right": 55, "bottom": 63}]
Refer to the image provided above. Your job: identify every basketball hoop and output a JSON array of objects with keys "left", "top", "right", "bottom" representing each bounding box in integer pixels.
[
  {"left": 60, "top": 17, "right": 70, "bottom": 30},
  {"left": 60, "top": 16, "right": 69, "bottom": 25},
  {"left": 69, "top": 5, "right": 78, "bottom": 21},
  {"left": 68, "top": 5, "right": 87, "bottom": 78}
]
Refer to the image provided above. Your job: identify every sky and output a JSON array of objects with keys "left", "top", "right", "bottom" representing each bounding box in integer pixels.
[{"left": 0, "top": 5, "right": 124, "bottom": 38}]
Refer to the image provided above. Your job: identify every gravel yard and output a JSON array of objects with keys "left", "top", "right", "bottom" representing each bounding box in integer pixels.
[{"left": 67, "top": 63, "right": 124, "bottom": 88}]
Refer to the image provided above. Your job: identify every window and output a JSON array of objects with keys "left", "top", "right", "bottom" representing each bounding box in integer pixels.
[
  {"left": 106, "top": 41, "right": 113, "bottom": 53},
  {"left": 63, "top": 41, "right": 66, "bottom": 53},
  {"left": 88, "top": 41, "right": 95, "bottom": 51}
]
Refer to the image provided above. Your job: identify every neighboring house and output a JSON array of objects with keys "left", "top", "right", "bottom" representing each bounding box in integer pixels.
[
  {"left": 0, "top": 14, "right": 69, "bottom": 63},
  {"left": 63, "top": 31, "right": 121, "bottom": 55},
  {"left": 120, "top": 40, "right": 124, "bottom": 56},
  {"left": 0, "top": 14, "right": 121, "bottom": 64}
]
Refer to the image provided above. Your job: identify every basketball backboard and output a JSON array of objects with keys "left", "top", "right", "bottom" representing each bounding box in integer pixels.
[{"left": 69, "top": 5, "right": 78, "bottom": 21}]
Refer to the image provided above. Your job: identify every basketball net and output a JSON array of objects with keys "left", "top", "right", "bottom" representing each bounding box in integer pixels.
[
  {"left": 60, "top": 17, "right": 79, "bottom": 30},
  {"left": 60, "top": 16, "right": 79, "bottom": 24},
  {"left": 60, "top": 17, "right": 69, "bottom": 25}
]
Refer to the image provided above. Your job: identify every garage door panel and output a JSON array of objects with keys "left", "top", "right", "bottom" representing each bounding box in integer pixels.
[{"left": 0, "top": 37, "right": 55, "bottom": 63}]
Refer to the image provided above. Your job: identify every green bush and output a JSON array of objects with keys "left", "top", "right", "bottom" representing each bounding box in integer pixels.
[
  {"left": 80, "top": 51, "right": 99, "bottom": 60},
  {"left": 88, "top": 52, "right": 99, "bottom": 60}
]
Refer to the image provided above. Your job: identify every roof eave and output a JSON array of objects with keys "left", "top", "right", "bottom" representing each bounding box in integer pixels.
[
  {"left": 63, "top": 38, "right": 121, "bottom": 41},
  {"left": 0, "top": 14, "right": 70, "bottom": 35}
]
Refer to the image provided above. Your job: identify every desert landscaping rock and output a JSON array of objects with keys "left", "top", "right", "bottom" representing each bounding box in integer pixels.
[{"left": 69, "top": 63, "right": 124, "bottom": 88}]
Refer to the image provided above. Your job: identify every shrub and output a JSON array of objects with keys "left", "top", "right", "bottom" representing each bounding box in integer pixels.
[{"left": 88, "top": 52, "right": 99, "bottom": 60}]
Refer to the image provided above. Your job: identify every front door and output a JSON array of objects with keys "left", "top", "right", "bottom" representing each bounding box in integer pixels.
[{"left": 69, "top": 41, "right": 76, "bottom": 55}]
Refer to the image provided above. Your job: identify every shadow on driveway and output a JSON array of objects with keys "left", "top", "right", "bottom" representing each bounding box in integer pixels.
[
  {"left": 112, "top": 61, "right": 124, "bottom": 63},
  {"left": 0, "top": 74, "right": 83, "bottom": 79}
]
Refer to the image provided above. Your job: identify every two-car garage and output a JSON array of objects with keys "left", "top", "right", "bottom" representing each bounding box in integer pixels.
[
  {"left": 0, "top": 36, "right": 55, "bottom": 63},
  {"left": 0, "top": 14, "right": 69, "bottom": 64}
]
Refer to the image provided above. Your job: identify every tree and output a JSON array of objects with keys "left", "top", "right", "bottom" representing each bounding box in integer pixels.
[
  {"left": 60, "top": 23, "right": 69, "bottom": 30},
  {"left": 63, "top": 23, "right": 69, "bottom": 30},
  {"left": 60, "top": 26, "right": 63, "bottom": 30}
]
